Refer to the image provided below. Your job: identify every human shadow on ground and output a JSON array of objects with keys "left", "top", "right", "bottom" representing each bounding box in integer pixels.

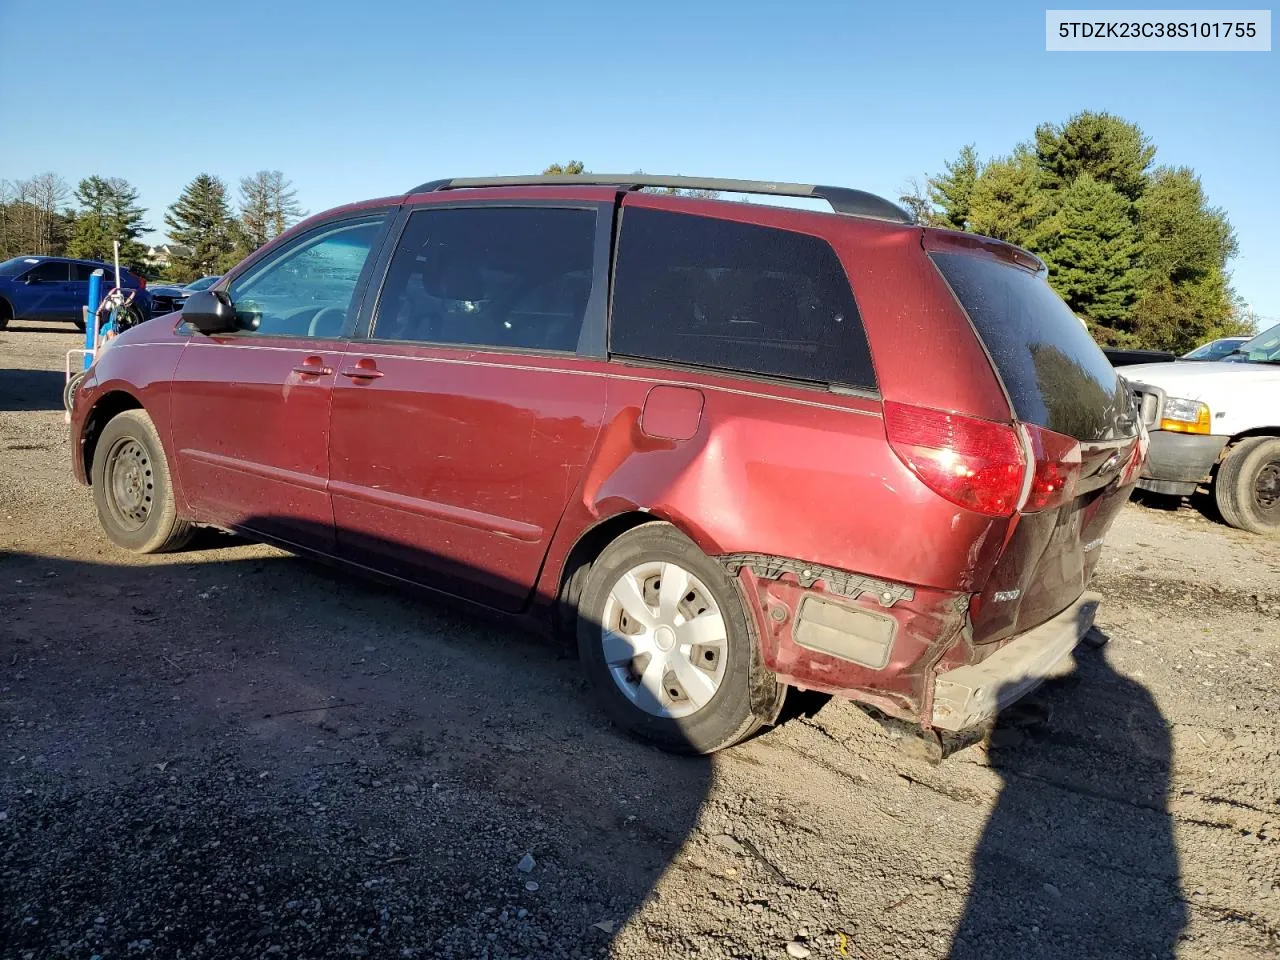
[{"left": 950, "top": 621, "right": 1186, "bottom": 959}]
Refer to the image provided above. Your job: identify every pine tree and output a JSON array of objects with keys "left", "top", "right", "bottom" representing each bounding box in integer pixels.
[
  {"left": 1037, "top": 174, "right": 1139, "bottom": 340},
  {"left": 68, "top": 176, "right": 149, "bottom": 265},
  {"left": 1035, "top": 112, "right": 1155, "bottom": 201},
  {"left": 1132, "top": 167, "right": 1241, "bottom": 351},
  {"left": 164, "top": 174, "right": 236, "bottom": 282},
  {"left": 967, "top": 146, "right": 1048, "bottom": 247},
  {"left": 927, "top": 144, "right": 979, "bottom": 230}
]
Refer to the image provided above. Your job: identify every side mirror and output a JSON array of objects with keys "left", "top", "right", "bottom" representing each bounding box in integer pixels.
[{"left": 182, "top": 290, "right": 239, "bottom": 334}]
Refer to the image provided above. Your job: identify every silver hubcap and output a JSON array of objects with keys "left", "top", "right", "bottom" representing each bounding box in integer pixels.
[{"left": 601, "top": 561, "right": 728, "bottom": 719}]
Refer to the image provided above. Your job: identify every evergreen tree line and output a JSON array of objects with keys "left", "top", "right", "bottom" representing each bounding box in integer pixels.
[
  {"left": 900, "top": 111, "right": 1250, "bottom": 353},
  {"left": 0, "top": 171, "right": 304, "bottom": 284}
]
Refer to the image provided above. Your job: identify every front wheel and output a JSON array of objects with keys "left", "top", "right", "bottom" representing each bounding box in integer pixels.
[
  {"left": 576, "top": 523, "right": 784, "bottom": 753},
  {"left": 90, "top": 409, "right": 194, "bottom": 553},
  {"left": 1214, "top": 437, "right": 1280, "bottom": 536}
]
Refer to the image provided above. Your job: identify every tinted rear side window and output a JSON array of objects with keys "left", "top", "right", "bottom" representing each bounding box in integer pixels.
[
  {"left": 931, "top": 252, "right": 1136, "bottom": 442},
  {"left": 610, "top": 208, "right": 875, "bottom": 390},
  {"left": 373, "top": 207, "right": 597, "bottom": 353}
]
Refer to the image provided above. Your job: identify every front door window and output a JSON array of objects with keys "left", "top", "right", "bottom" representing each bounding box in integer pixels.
[{"left": 226, "top": 218, "right": 385, "bottom": 339}]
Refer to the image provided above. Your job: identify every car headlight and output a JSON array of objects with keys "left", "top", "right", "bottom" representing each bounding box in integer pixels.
[{"left": 1159, "top": 397, "right": 1211, "bottom": 434}]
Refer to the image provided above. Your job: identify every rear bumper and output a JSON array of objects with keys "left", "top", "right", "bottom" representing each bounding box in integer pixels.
[
  {"left": 1135, "top": 430, "right": 1227, "bottom": 497},
  {"left": 930, "top": 591, "right": 1101, "bottom": 732}
]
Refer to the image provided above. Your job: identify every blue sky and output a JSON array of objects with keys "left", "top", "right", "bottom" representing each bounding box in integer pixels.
[{"left": 1, "top": 0, "right": 1275, "bottom": 318}]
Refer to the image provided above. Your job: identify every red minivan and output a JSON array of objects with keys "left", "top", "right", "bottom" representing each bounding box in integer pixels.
[{"left": 69, "top": 175, "right": 1146, "bottom": 754}]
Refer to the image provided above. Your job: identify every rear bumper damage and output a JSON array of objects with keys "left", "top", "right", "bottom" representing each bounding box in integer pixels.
[
  {"left": 725, "top": 551, "right": 1103, "bottom": 734},
  {"left": 724, "top": 553, "right": 972, "bottom": 723},
  {"left": 930, "top": 591, "right": 1100, "bottom": 732}
]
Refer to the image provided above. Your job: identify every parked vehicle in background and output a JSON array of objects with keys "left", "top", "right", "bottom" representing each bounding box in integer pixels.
[
  {"left": 149, "top": 275, "right": 221, "bottom": 317},
  {"left": 1182, "top": 336, "right": 1251, "bottom": 361},
  {"left": 1103, "top": 346, "right": 1178, "bottom": 367},
  {"left": 1127, "top": 320, "right": 1280, "bottom": 535},
  {"left": 69, "top": 174, "right": 1146, "bottom": 754},
  {"left": 0, "top": 256, "right": 150, "bottom": 331}
]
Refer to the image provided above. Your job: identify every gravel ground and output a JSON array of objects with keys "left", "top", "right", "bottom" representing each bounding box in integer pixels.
[{"left": 2, "top": 321, "right": 1279, "bottom": 960}]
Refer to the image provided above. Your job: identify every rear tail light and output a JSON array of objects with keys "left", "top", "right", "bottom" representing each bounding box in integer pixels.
[
  {"left": 137, "top": 276, "right": 147, "bottom": 290},
  {"left": 1019, "top": 424, "right": 1082, "bottom": 512},
  {"left": 883, "top": 401, "right": 1026, "bottom": 517}
]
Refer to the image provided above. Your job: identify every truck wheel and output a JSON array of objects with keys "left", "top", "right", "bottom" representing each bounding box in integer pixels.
[
  {"left": 1214, "top": 437, "right": 1280, "bottom": 536},
  {"left": 576, "top": 522, "right": 784, "bottom": 754},
  {"left": 91, "top": 409, "right": 194, "bottom": 553}
]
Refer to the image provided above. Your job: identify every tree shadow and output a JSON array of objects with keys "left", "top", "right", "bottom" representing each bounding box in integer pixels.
[
  {"left": 0, "top": 367, "right": 66, "bottom": 412},
  {"left": 0, "top": 538, "right": 714, "bottom": 957},
  {"left": 950, "top": 622, "right": 1186, "bottom": 958}
]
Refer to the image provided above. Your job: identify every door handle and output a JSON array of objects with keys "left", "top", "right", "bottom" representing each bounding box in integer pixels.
[
  {"left": 292, "top": 357, "right": 333, "bottom": 377},
  {"left": 340, "top": 359, "right": 383, "bottom": 381}
]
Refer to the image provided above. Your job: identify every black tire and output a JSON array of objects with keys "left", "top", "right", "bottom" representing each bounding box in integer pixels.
[
  {"left": 1213, "top": 436, "right": 1280, "bottom": 536},
  {"left": 90, "top": 409, "right": 194, "bottom": 553},
  {"left": 576, "top": 522, "right": 784, "bottom": 754},
  {"left": 0, "top": 299, "right": 11, "bottom": 330},
  {"left": 63, "top": 371, "right": 86, "bottom": 414}
]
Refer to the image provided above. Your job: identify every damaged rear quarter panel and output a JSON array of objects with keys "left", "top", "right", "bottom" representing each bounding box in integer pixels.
[
  {"left": 537, "top": 370, "right": 1013, "bottom": 716},
  {"left": 579, "top": 373, "right": 1008, "bottom": 592}
]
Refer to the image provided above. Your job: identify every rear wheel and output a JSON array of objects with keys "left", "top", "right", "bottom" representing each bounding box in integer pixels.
[
  {"left": 91, "top": 409, "right": 194, "bottom": 553},
  {"left": 1214, "top": 437, "right": 1280, "bottom": 536},
  {"left": 576, "top": 522, "right": 784, "bottom": 753},
  {"left": 0, "top": 299, "right": 11, "bottom": 330}
]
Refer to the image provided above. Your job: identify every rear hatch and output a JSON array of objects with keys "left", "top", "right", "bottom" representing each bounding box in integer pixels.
[{"left": 928, "top": 244, "right": 1144, "bottom": 644}]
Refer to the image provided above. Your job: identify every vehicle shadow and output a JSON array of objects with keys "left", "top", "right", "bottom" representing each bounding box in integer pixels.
[
  {"left": 949, "top": 620, "right": 1186, "bottom": 958},
  {"left": 0, "top": 366, "right": 67, "bottom": 412},
  {"left": 0, "top": 534, "right": 714, "bottom": 957}
]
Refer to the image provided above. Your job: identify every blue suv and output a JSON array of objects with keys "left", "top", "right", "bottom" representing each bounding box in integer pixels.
[{"left": 0, "top": 256, "right": 152, "bottom": 331}]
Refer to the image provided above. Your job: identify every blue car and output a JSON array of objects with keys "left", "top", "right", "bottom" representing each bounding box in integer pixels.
[{"left": 0, "top": 255, "right": 152, "bottom": 331}]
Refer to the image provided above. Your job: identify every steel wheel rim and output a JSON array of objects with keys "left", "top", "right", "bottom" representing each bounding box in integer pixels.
[
  {"left": 105, "top": 437, "right": 155, "bottom": 531},
  {"left": 600, "top": 560, "right": 728, "bottom": 719},
  {"left": 1254, "top": 459, "right": 1280, "bottom": 512}
]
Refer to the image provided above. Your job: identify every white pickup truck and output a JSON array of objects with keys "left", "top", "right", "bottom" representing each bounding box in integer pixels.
[{"left": 1123, "top": 320, "right": 1280, "bottom": 535}]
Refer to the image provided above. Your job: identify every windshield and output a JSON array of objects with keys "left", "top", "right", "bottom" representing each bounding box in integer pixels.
[
  {"left": 1229, "top": 322, "right": 1280, "bottom": 363},
  {"left": 185, "top": 275, "right": 220, "bottom": 291},
  {"left": 0, "top": 256, "right": 41, "bottom": 278},
  {"left": 1183, "top": 338, "right": 1244, "bottom": 360}
]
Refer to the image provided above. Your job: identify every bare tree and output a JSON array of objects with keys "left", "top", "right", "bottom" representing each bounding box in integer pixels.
[
  {"left": 27, "top": 173, "right": 71, "bottom": 255},
  {"left": 238, "top": 170, "right": 305, "bottom": 253}
]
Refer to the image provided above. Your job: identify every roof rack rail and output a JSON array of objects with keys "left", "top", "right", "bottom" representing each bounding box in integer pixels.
[{"left": 405, "top": 175, "right": 914, "bottom": 224}]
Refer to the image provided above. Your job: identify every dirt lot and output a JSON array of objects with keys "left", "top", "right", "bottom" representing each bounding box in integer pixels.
[{"left": 3, "top": 322, "right": 1279, "bottom": 960}]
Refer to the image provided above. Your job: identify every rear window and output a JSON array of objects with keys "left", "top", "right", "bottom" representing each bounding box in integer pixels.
[
  {"left": 610, "top": 208, "right": 876, "bottom": 390},
  {"left": 931, "top": 252, "right": 1137, "bottom": 442},
  {"left": 0, "top": 257, "right": 41, "bottom": 277}
]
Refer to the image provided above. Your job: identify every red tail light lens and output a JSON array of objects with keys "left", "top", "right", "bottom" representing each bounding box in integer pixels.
[
  {"left": 1020, "top": 424, "right": 1082, "bottom": 512},
  {"left": 137, "top": 275, "right": 147, "bottom": 289},
  {"left": 884, "top": 401, "right": 1026, "bottom": 517}
]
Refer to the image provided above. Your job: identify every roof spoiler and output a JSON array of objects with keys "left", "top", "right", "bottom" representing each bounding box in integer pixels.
[{"left": 406, "top": 175, "right": 914, "bottom": 224}]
